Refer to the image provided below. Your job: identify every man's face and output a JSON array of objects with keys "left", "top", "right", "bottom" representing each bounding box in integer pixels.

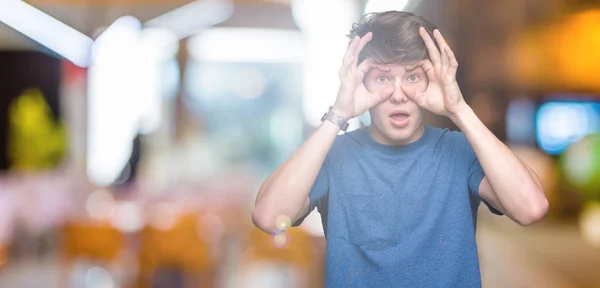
[{"left": 364, "top": 60, "right": 429, "bottom": 146}]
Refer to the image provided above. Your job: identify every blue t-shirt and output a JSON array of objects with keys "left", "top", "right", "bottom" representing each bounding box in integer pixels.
[{"left": 295, "top": 125, "right": 502, "bottom": 288}]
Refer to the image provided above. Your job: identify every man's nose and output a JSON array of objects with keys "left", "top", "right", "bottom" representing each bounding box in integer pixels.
[{"left": 389, "top": 80, "right": 407, "bottom": 103}]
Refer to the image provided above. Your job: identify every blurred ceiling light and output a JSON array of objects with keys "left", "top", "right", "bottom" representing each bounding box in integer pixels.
[
  {"left": 364, "top": 0, "right": 411, "bottom": 13},
  {"left": 291, "top": 0, "right": 361, "bottom": 128},
  {"left": 138, "top": 28, "right": 179, "bottom": 62},
  {"left": 145, "top": 0, "right": 234, "bottom": 40},
  {"left": 87, "top": 16, "right": 142, "bottom": 187},
  {"left": 188, "top": 28, "right": 304, "bottom": 63},
  {"left": 292, "top": 0, "right": 358, "bottom": 35},
  {"left": 0, "top": 0, "right": 93, "bottom": 67},
  {"left": 92, "top": 16, "right": 142, "bottom": 62},
  {"left": 135, "top": 28, "right": 177, "bottom": 135},
  {"left": 88, "top": 20, "right": 176, "bottom": 187}
]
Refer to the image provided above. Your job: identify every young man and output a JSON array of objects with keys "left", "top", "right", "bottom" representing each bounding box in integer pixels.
[{"left": 252, "top": 11, "right": 548, "bottom": 287}]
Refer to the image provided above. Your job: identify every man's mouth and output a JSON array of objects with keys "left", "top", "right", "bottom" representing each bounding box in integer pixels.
[{"left": 389, "top": 110, "right": 410, "bottom": 127}]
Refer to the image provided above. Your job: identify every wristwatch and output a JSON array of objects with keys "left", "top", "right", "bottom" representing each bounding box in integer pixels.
[{"left": 321, "top": 106, "right": 350, "bottom": 131}]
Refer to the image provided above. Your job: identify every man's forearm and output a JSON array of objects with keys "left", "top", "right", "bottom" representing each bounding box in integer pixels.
[
  {"left": 252, "top": 120, "right": 340, "bottom": 233},
  {"left": 451, "top": 103, "right": 548, "bottom": 223}
]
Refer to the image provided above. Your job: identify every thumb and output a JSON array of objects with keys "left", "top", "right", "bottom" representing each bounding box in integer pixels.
[
  {"left": 373, "top": 85, "right": 394, "bottom": 104},
  {"left": 400, "top": 84, "right": 422, "bottom": 102}
]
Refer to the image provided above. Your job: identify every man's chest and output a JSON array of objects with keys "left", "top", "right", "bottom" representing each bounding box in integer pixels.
[{"left": 324, "top": 150, "right": 472, "bottom": 246}]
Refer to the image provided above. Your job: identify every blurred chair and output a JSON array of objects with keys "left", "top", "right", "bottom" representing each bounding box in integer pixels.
[
  {"left": 137, "top": 213, "right": 214, "bottom": 288},
  {"left": 61, "top": 221, "right": 123, "bottom": 262},
  {"left": 59, "top": 220, "right": 125, "bottom": 287},
  {"left": 236, "top": 227, "right": 320, "bottom": 288},
  {"left": 0, "top": 243, "right": 5, "bottom": 268}
]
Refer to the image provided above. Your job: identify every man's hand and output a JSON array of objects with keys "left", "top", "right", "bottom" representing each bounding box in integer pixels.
[
  {"left": 333, "top": 32, "right": 395, "bottom": 119},
  {"left": 401, "top": 27, "right": 467, "bottom": 118}
]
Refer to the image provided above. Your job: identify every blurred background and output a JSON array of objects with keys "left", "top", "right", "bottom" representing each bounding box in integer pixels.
[{"left": 0, "top": 0, "right": 599, "bottom": 287}]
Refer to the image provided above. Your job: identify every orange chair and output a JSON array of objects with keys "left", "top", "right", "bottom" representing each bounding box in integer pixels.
[
  {"left": 137, "top": 213, "right": 214, "bottom": 288},
  {"left": 0, "top": 244, "right": 6, "bottom": 268},
  {"left": 61, "top": 221, "right": 124, "bottom": 262},
  {"left": 237, "top": 227, "right": 319, "bottom": 288},
  {"left": 60, "top": 220, "right": 126, "bottom": 287}
]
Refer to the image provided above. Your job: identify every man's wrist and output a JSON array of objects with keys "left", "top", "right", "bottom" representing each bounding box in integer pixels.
[
  {"left": 321, "top": 118, "right": 342, "bottom": 131},
  {"left": 449, "top": 103, "right": 476, "bottom": 130},
  {"left": 331, "top": 106, "right": 353, "bottom": 121},
  {"left": 323, "top": 106, "right": 350, "bottom": 131}
]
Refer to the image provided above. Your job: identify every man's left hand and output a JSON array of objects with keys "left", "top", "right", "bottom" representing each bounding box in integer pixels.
[{"left": 401, "top": 27, "right": 468, "bottom": 118}]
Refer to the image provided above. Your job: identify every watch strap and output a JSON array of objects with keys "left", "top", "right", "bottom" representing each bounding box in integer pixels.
[{"left": 321, "top": 106, "right": 349, "bottom": 131}]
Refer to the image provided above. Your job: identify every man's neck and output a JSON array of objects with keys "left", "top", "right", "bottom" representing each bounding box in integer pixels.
[{"left": 368, "top": 125, "right": 425, "bottom": 147}]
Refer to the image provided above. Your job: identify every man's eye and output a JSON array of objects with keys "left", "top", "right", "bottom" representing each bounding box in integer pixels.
[
  {"left": 376, "top": 76, "right": 389, "bottom": 83},
  {"left": 407, "top": 75, "right": 419, "bottom": 83}
]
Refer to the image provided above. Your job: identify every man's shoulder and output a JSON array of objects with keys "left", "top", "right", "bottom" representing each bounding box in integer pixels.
[
  {"left": 426, "top": 126, "right": 474, "bottom": 163},
  {"left": 333, "top": 128, "right": 365, "bottom": 147},
  {"left": 324, "top": 128, "right": 367, "bottom": 160},
  {"left": 428, "top": 125, "right": 467, "bottom": 144}
]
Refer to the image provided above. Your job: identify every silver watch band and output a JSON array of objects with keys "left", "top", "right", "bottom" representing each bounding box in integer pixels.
[{"left": 321, "top": 106, "right": 349, "bottom": 131}]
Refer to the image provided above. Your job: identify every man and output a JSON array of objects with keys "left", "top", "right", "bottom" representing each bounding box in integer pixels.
[{"left": 252, "top": 11, "right": 548, "bottom": 287}]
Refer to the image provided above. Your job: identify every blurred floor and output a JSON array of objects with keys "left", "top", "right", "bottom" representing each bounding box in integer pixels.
[
  {"left": 0, "top": 256, "right": 60, "bottom": 288},
  {"left": 478, "top": 213, "right": 600, "bottom": 288},
  {"left": 1, "top": 216, "right": 599, "bottom": 288}
]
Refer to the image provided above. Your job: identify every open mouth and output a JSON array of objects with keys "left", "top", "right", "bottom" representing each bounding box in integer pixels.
[{"left": 389, "top": 110, "right": 410, "bottom": 127}]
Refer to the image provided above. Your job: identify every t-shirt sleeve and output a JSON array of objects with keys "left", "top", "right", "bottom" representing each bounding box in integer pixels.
[
  {"left": 465, "top": 135, "right": 503, "bottom": 216},
  {"left": 292, "top": 156, "right": 330, "bottom": 226}
]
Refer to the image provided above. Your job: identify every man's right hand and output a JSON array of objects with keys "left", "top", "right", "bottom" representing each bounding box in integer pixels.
[{"left": 332, "top": 32, "right": 395, "bottom": 120}]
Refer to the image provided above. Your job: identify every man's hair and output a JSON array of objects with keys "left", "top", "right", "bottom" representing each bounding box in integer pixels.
[{"left": 348, "top": 11, "right": 439, "bottom": 64}]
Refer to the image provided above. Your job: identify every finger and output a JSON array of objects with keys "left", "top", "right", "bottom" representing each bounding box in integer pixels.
[
  {"left": 434, "top": 30, "right": 449, "bottom": 69},
  {"left": 419, "top": 27, "right": 441, "bottom": 65},
  {"left": 401, "top": 83, "right": 429, "bottom": 104},
  {"left": 357, "top": 58, "right": 382, "bottom": 75},
  {"left": 353, "top": 32, "right": 373, "bottom": 64},
  {"left": 400, "top": 84, "right": 418, "bottom": 100},
  {"left": 357, "top": 58, "right": 372, "bottom": 74},
  {"left": 343, "top": 36, "right": 360, "bottom": 67},
  {"left": 444, "top": 46, "right": 459, "bottom": 77},
  {"left": 370, "top": 85, "right": 394, "bottom": 107},
  {"left": 419, "top": 59, "right": 435, "bottom": 80},
  {"left": 357, "top": 61, "right": 390, "bottom": 80},
  {"left": 376, "top": 64, "right": 391, "bottom": 72}
]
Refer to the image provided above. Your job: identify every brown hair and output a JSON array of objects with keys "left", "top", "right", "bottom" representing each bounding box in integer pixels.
[{"left": 348, "top": 11, "right": 439, "bottom": 64}]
